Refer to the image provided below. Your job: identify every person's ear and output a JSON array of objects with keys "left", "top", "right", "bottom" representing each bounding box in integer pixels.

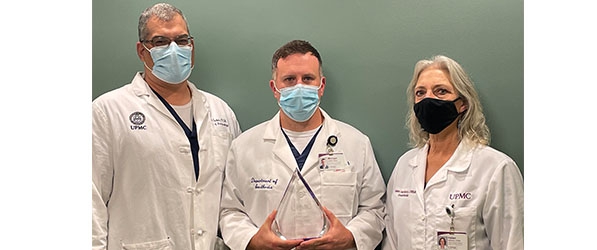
[
  {"left": 459, "top": 99, "right": 468, "bottom": 113},
  {"left": 270, "top": 80, "right": 279, "bottom": 99},
  {"left": 318, "top": 76, "right": 326, "bottom": 97},
  {"left": 460, "top": 104, "right": 468, "bottom": 113},
  {"left": 136, "top": 42, "right": 146, "bottom": 61}
]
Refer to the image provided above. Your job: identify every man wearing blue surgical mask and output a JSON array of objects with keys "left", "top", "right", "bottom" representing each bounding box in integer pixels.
[
  {"left": 92, "top": 3, "right": 241, "bottom": 250},
  {"left": 220, "top": 40, "right": 386, "bottom": 250}
]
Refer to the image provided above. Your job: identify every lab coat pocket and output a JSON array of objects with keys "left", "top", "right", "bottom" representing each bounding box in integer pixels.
[
  {"left": 453, "top": 206, "right": 477, "bottom": 249},
  {"left": 434, "top": 206, "right": 477, "bottom": 230},
  {"left": 320, "top": 171, "right": 357, "bottom": 218},
  {"left": 121, "top": 237, "right": 173, "bottom": 250},
  {"left": 211, "top": 130, "right": 233, "bottom": 172},
  {"left": 432, "top": 206, "right": 477, "bottom": 249},
  {"left": 453, "top": 206, "right": 476, "bottom": 231}
]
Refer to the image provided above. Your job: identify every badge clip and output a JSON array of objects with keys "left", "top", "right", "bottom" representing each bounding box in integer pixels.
[
  {"left": 446, "top": 204, "right": 455, "bottom": 233},
  {"left": 326, "top": 135, "right": 337, "bottom": 153}
]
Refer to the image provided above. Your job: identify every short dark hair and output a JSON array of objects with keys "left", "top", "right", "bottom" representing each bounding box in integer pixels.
[{"left": 271, "top": 40, "right": 323, "bottom": 74}]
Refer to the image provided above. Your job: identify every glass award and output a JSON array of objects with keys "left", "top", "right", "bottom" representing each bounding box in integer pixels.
[{"left": 272, "top": 168, "right": 329, "bottom": 240}]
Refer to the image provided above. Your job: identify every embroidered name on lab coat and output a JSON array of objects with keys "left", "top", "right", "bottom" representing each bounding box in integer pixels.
[
  {"left": 251, "top": 177, "right": 279, "bottom": 190},
  {"left": 212, "top": 118, "right": 229, "bottom": 127},
  {"left": 394, "top": 189, "right": 416, "bottom": 197}
]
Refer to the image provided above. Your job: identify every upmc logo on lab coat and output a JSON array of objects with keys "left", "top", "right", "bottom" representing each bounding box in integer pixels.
[
  {"left": 449, "top": 192, "right": 472, "bottom": 200},
  {"left": 129, "top": 112, "right": 147, "bottom": 130}
]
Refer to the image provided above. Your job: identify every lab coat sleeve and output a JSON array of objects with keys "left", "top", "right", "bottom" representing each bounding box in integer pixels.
[
  {"left": 91, "top": 102, "right": 113, "bottom": 250},
  {"left": 345, "top": 139, "right": 386, "bottom": 250},
  {"left": 219, "top": 143, "right": 259, "bottom": 250},
  {"left": 483, "top": 158, "right": 524, "bottom": 250},
  {"left": 230, "top": 114, "right": 242, "bottom": 138},
  {"left": 380, "top": 224, "right": 396, "bottom": 250}
]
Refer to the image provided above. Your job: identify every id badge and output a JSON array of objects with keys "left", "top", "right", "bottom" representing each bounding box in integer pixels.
[
  {"left": 318, "top": 152, "right": 348, "bottom": 171},
  {"left": 437, "top": 231, "right": 468, "bottom": 250}
]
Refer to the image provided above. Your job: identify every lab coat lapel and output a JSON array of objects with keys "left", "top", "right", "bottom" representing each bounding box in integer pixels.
[
  {"left": 191, "top": 86, "right": 209, "bottom": 178},
  {"left": 416, "top": 141, "right": 474, "bottom": 190},
  {"left": 265, "top": 112, "right": 299, "bottom": 172},
  {"left": 409, "top": 145, "right": 428, "bottom": 206},
  {"left": 444, "top": 141, "right": 474, "bottom": 173},
  {"left": 132, "top": 72, "right": 184, "bottom": 125},
  {"left": 189, "top": 83, "right": 208, "bottom": 131}
]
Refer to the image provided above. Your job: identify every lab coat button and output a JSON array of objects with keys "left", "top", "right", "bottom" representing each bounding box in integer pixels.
[
  {"left": 186, "top": 187, "right": 194, "bottom": 193},
  {"left": 196, "top": 229, "right": 204, "bottom": 236}
]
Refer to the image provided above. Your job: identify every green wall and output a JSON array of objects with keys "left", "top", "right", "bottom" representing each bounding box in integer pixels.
[{"left": 93, "top": 0, "right": 523, "bottom": 182}]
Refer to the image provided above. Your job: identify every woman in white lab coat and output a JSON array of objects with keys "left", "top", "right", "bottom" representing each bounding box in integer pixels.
[{"left": 382, "top": 55, "right": 523, "bottom": 250}]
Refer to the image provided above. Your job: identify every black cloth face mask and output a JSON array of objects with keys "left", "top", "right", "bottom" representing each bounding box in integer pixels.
[{"left": 414, "top": 97, "right": 462, "bottom": 134}]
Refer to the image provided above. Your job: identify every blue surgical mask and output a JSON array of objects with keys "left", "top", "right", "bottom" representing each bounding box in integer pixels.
[
  {"left": 275, "top": 83, "right": 321, "bottom": 122},
  {"left": 144, "top": 42, "right": 193, "bottom": 84}
]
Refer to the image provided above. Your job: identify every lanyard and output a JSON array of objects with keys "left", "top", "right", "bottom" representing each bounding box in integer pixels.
[
  {"left": 281, "top": 125, "right": 323, "bottom": 170},
  {"left": 151, "top": 88, "right": 200, "bottom": 180}
]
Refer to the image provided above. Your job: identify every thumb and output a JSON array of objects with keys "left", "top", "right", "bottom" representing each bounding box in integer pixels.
[
  {"left": 264, "top": 209, "right": 278, "bottom": 226},
  {"left": 322, "top": 206, "right": 337, "bottom": 224}
]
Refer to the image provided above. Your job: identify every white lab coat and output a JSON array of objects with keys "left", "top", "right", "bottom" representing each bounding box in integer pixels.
[
  {"left": 92, "top": 72, "right": 241, "bottom": 250},
  {"left": 219, "top": 110, "right": 386, "bottom": 250},
  {"left": 382, "top": 139, "right": 524, "bottom": 250}
]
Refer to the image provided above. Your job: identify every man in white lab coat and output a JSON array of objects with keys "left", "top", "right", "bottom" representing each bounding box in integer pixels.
[
  {"left": 219, "top": 40, "right": 386, "bottom": 250},
  {"left": 92, "top": 3, "right": 241, "bottom": 249}
]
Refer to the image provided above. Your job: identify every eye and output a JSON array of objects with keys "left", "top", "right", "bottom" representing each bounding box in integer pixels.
[
  {"left": 152, "top": 36, "right": 170, "bottom": 47},
  {"left": 283, "top": 77, "right": 296, "bottom": 83},
  {"left": 175, "top": 36, "right": 191, "bottom": 45},
  {"left": 302, "top": 76, "right": 315, "bottom": 83},
  {"left": 175, "top": 39, "right": 188, "bottom": 45},
  {"left": 434, "top": 88, "right": 449, "bottom": 96},
  {"left": 414, "top": 89, "right": 425, "bottom": 97}
]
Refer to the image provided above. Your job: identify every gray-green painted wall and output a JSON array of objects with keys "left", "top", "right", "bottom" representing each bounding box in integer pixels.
[{"left": 93, "top": 0, "right": 523, "bottom": 182}]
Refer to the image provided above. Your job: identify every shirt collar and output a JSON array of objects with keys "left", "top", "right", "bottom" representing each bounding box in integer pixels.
[{"left": 408, "top": 138, "right": 475, "bottom": 173}]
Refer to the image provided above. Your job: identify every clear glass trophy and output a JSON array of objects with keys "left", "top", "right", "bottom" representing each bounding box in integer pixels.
[{"left": 272, "top": 168, "right": 329, "bottom": 240}]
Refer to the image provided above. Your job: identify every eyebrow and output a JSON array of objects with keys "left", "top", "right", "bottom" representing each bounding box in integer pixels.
[
  {"left": 151, "top": 34, "right": 190, "bottom": 39},
  {"left": 281, "top": 73, "right": 316, "bottom": 78},
  {"left": 415, "top": 83, "right": 451, "bottom": 88}
]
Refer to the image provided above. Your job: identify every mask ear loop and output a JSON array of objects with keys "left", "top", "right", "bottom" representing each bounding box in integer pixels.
[
  {"left": 273, "top": 81, "right": 285, "bottom": 111},
  {"left": 273, "top": 81, "right": 282, "bottom": 93},
  {"left": 454, "top": 96, "right": 467, "bottom": 131},
  {"left": 141, "top": 43, "right": 154, "bottom": 74},
  {"left": 453, "top": 96, "right": 468, "bottom": 114}
]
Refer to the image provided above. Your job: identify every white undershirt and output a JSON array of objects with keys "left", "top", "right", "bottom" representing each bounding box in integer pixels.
[
  {"left": 172, "top": 101, "right": 193, "bottom": 129},
  {"left": 282, "top": 125, "right": 322, "bottom": 153}
]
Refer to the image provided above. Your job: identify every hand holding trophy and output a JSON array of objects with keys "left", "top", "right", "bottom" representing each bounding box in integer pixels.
[{"left": 272, "top": 168, "right": 329, "bottom": 240}]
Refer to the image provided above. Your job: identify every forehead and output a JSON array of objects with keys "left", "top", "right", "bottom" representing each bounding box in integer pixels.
[
  {"left": 276, "top": 53, "right": 320, "bottom": 74},
  {"left": 146, "top": 14, "right": 188, "bottom": 36},
  {"left": 415, "top": 67, "right": 452, "bottom": 88}
]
